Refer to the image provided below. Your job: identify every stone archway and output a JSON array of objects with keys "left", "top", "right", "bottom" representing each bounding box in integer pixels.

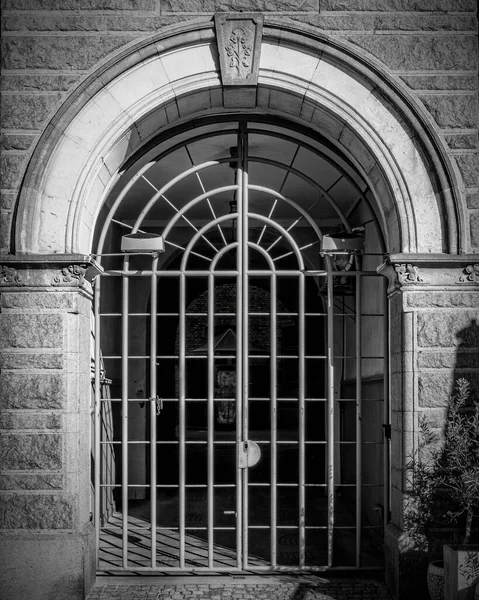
[
  {"left": 14, "top": 18, "right": 464, "bottom": 257},
  {"left": 3, "top": 16, "right": 477, "bottom": 600}
]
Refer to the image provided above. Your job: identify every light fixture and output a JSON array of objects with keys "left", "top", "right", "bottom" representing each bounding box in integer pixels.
[
  {"left": 320, "top": 229, "right": 364, "bottom": 271},
  {"left": 120, "top": 232, "right": 165, "bottom": 254}
]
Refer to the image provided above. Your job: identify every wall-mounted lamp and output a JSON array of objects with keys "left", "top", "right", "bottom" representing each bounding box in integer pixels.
[
  {"left": 121, "top": 233, "right": 165, "bottom": 254},
  {"left": 320, "top": 230, "right": 364, "bottom": 271}
]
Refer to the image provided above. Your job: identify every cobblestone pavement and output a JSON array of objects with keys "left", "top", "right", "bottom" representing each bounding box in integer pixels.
[{"left": 87, "top": 575, "right": 394, "bottom": 599}]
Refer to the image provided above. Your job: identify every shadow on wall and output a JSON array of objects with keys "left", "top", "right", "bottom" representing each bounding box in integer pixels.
[{"left": 454, "top": 318, "right": 479, "bottom": 402}]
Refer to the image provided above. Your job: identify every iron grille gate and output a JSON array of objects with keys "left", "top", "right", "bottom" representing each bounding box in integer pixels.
[{"left": 93, "top": 122, "right": 389, "bottom": 573}]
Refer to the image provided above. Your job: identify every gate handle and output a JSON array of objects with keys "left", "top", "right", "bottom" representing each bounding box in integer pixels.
[{"left": 238, "top": 440, "right": 261, "bottom": 468}]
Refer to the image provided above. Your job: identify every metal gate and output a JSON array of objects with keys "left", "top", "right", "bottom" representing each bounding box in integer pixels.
[{"left": 93, "top": 119, "right": 389, "bottom": 573}]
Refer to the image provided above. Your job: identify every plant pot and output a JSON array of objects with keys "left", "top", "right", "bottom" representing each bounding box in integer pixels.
[
  {"left": 443, "top": 545, "right": 479, "bottom": 600},
  {"left": 428, "top": 560, "right": 445, "bottom": 600}
]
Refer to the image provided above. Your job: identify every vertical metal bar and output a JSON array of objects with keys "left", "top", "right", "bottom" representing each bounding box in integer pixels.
[
  {"left": 207, "top": 273, "right": 215, "bottom": 568},
  {"left": 270, "top": 272, "right": 277, "bottom": 567},
  {"left": 299, "top": 273, "right": 306, "bottom": 568},
  {"left": 150, "top": 256, "right": 158, "bottom": 567},
  {"left": 355, "top": 274, "right": 362, "bottom": 567},
  {"left": 179, "top": 273, "right": 186, "bottom": 568},
  {"left": 383, "top": 278, "right": 390, "bottom": 533},
  {"left": 326, "top": 259, "right": 335, "bottom": 568},
  {"left": 94, "top": 276, "right": 101, "bottom": 556},
  {"left": 122, "top": 261, "right": 130, "bottom": 569},
  {"left": 235, "top": 131, "right": 244, "bottom": 570},
  {"left": 241, "top": 124, "right": 249, "bottom": 569}
]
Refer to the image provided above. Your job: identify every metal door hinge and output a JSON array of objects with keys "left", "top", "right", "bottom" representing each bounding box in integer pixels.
[{"left": 382, "top": 424, "right": 391, "bottom": 440}]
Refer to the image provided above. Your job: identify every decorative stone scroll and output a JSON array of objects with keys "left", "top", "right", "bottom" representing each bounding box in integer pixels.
[
  {"left": 459, "top": 264, "right": 479, "bottom": 283},
  {"left": 394, "top": 263, "right": 424, "bottom": 284},
  {"left": 52, "top": 264, "right": 87, "bottom": 286},
  {"left": 215, "top": 13, "right": 263, "bottom": 108},
  {"left": 0, "top": 265, "right": 23, "bottom": 285}
]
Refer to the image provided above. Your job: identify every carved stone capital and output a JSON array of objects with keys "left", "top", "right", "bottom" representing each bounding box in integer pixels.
[
  {"left": 0, "top": 254, "right": 102, "bottom": 294},
  {"left": 378, "top": 254, "right": 479, "bottom": 294}
]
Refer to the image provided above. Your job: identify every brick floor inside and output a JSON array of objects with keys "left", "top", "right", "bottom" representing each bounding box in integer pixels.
[{"left": 87, "top": 575, "right": 394, "bottom": 599}]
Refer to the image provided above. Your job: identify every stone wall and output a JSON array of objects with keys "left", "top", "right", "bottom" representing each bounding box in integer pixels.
[
  {"left": 0, "top": 262, "right": 96, "bottom": 600},
  {"left": 1, "top": 0, "right": 478, "bottom": 254},
  {"left": 383, "top": 261, "right": 479, "bottom": 599}
]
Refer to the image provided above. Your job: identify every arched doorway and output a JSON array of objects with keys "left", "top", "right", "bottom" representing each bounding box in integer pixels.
[
  {"left": 6, "top": 16, "right": 470, "bottom": 595},
  {"left": 93, "top": 116, "right": 388, "bottom": 572}
]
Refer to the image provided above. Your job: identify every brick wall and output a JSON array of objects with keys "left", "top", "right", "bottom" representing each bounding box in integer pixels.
[{"left": 0, "top": 0, "right": 477, "bottom": 254}]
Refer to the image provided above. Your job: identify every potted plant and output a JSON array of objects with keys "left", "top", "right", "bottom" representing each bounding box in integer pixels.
[
  {"left": 438, "top": 379, "right": 479, "bottom": 600},
  {"left": 405, "top": 378, "right": 479, "bottom": 600}
]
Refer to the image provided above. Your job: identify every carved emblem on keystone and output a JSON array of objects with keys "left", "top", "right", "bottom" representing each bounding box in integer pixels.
[
  {"left": 459, "top": 264, "right": 479, "bottom": 283},
  {"left": 215, "top": 13, "right": 263, "bottom": 87},
  {"left": 394, "top": 263, "right": 424, "bottom": 284},
  {"left": 0, "top": 265, "right": 23, "bottom": 285},
  {"left": 225, "top": 27, "right": 252, "bottom": 75},
  {"left": 53, "top": 264, "right": 87, "bottom": 286}
]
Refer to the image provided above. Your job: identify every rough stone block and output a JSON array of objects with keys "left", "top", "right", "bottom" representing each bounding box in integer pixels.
[
  {"left": 0, "top": 373, "right": 64, "bottom": 409},
  {"left": 3, "top": 0, "right": 157, "bottom": 8},
  {"left": 0, "top": 352, "right": 63, "bottom": 370},
  {"left": 419, "top": 95, "right": 478, "bottom": 129},
  {"left": 444, "top": 134, "right": 477, "bottom": 150},
  {"left": 3, "top": 97, "right": 59, "bottom": 133},
  {"left": 0, "top": 473, "right": 63, "bottom": 490},
  {"left": 0, "top": 433, "right": 62, "bottom": 470},
  {"left": 0, "top": 134, "right": 38, "bottom": 152},
  {"left": 470, "top": 212, "right": 479, "bottom": 247},
  {"left": 374, "top": 14, "right": 476, "bottom": 31},
  {"left": 345, "top": 35, "right": 477, "bottom": 71},
  {"left": 417, "top": 311, "right": 479, "bottom": 348},
  {"left": 1, "top": 93, "right": 64, "bottom": 131},
  {"left": 405, "top": 291, "right": 479, "bottom": 308},
  {"left": 0, "top": 73, "right": 81, "bottom": 92},
  {"left": 0, "top": 494, "right": 73, "bottom": 529},
  {"left": 417, "top": 350, "right": 479, "bottom": 369},
  {"left": 467, "top": 192, "right": 479, "bottom": 209},
  {"left": 418, "top": 372, "right": 479, "bottom": 407},
  {"left": 0, "top": 526, "right": 96, "bottom": 600},
  {"left": 455, "top": 154, "right": 479, "bottom": 188},
  {"left": 399, "top": 75, "right": 477, "bottom": 91},
  {"left": 0, "top": 210, "right": 13, "bottom": 253},
  {"left": 0, "top": 153, "right": 27, "bottom": 190},
  {"left": 0, "top": 412, "right": 62, "bottom": 430},
  {"left": 161, "top": 0, "right": 319, "bottom": 10},
  {"left": 1, "top": 291, "right": 81, "bottom": 312},
  {"left": 1, "top": 36, "right": 134, "bottom": 71},
  {"left": 2, "top": 15, "right": 106, "bottom": 31},
  {"left": 321, "top": 0, "right": 476, "bottom": 10},
  {"left": 0, "top": 191, "right": 17, "bottom": 211},
  {"left": 0, "top": 314, "right": 62, "bottom": 348}
]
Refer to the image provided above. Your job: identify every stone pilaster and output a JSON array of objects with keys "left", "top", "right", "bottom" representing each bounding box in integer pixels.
[
  {"left": 0, "top": 255, "right": 101, "bottom": 600},
  {"left": 379, "top": 255, "right": 479, "bottom": 600}
]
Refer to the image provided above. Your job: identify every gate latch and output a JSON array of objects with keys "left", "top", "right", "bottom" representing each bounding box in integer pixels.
[
  {"left": 150, "top": 396, "right": 163, "bottom": 415},
  {"left": 238, "top": 440, "right": 261, "bottom": 469}
]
